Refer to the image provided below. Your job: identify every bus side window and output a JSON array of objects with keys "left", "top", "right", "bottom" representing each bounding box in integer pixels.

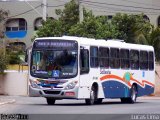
[
  {"left": 130, "top": 50, "right": 139, "bottom": 70},
  {"left": 99, "top": 47, "right": 109, "bottom": 68},
  {"left": 140, "top": 51, "right": 148, "bottom": 70},
  {"left": 90, "top": 46, "right": 98, "bottom": 68},
  {"left": 80, "top": 49, "right": 89, "bottom": 74},
  {"left": 110, "top": 48, "right": 120, "bottom": 69},
  {"left": 120, "top": 49, "right": 129, "bottom": 69},
  {"left": 149, "top": 51, "right": 154, "bottom": 70}
]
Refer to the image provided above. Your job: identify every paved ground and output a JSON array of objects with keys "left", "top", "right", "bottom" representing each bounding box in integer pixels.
[
  {"left": 0, "top": 97, "right": 15, "bottom": 105},
  {"left": 1, "top": 96, "right": 160, "bottom": 120}
]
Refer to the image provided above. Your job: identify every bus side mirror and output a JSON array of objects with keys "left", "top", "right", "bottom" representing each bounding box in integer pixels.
[
  {"left": 25, "top": 50, "right": 28, "bottom": 63},
  {"left": 80, "top": 49, "right": 89, "bottom": 74}
]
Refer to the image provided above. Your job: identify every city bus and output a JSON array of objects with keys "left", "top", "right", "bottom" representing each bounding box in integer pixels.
[{"left": 29, "top": 36, "right": 155, "bottom": 105}]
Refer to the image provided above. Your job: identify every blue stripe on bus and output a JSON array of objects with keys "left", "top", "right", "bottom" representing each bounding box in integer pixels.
[{"left": 102, "top": 80, "right": 154, "bottom": 98}]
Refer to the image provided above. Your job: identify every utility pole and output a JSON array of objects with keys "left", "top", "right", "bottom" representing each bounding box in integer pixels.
[
  {"left": 78, "top": 0, "right": 83, "bottom": 22},
  {"left": 42, "top": 0, "right": 47, "bottom": 21}
]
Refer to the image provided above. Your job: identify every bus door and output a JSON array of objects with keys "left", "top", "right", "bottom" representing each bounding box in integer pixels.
[{"left": 78, "top": 45, "right": 90, "bottom": 98}]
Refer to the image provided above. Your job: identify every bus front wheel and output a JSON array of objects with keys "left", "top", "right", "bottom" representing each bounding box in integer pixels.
[
  {"left": 46, "top": 98, "right": 56, "bottom": 105},
  {"left": 85, "top": 86, "right": 96, "bottom": 105}
]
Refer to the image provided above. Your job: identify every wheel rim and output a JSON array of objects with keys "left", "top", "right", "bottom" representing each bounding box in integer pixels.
[
  {"left": 131, "top": 87, "right": 136, "bottom": 102},
  {"left": 90, "top": 90, "right": 95, "bottom": 104}
]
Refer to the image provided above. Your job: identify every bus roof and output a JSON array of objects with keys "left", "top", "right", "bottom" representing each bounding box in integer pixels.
[{"left": 34, "top": 36, "right": 154, "bottom": 51}]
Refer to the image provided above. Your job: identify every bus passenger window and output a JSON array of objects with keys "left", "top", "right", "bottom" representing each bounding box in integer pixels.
[
  {"left": 90, "top": 46, "right": 98, "bottom": 68},
  {"left": 80, "top": 49, "right": 89, "bottom": 74},
  {"left": 140, "top": 51, "right": 148, "bottom": 70},
  {"left": 110, "top": 48, "right": 120, "bottom": 69},
  {"left": 149, "top": 52, "right": 154, "bottom": 70},
  {"left": 120, "top": 49, "right": 129, "bottom": 69},
  {"left": 130, "top": 50, "right": 139, "bottom": 70},
  {"left": 99, "top": 47, "right": 109, "bottom": 68}
]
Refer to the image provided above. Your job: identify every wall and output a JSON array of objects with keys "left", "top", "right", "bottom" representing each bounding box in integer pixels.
[{"left": 0, "top": 71, "right": 28, "bottom": 96}]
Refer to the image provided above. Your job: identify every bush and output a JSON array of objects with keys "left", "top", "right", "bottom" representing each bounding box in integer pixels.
[
  {"left": 8, "top": 52, "right": 21, "bottom": 64},
  {"left": 0, "top": 49, "right": 8, "bottom": 74},
  {"left": 6, "top": 46, "right": 25, "bottom": 64}
]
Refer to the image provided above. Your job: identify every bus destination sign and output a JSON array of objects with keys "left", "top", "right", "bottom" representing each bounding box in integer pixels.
[{"left": 33, "top": 40, "right": 77, "bottom": 49}]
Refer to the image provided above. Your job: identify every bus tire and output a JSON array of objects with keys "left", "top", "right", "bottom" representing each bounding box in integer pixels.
[
  {"left": 128, "top": 85, "right": 137, "bottom": 103},
  {"left": 120, "top": 98, "right": 128, "bottom": 103},
  {"left": 85, "top": 86, "right": 96, "bottom": 105},
  {"left": 94, "top": 98, "right": 103, "bottom": 104},
  {"left": 46, "top": 98, "right": 56, "bottom": 105}
]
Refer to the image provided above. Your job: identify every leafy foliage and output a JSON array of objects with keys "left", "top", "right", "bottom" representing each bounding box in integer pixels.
[
  {"left": 0, "top": 9, "right": 9, "bottom": 38},
  {"left": 6, "top": 46, "right": 25, "bottom": 64},
  {"left": 111, "top": 13, "right": 153, "bottom": 43},
  {"left": 56, "top": 0, "right": 79, "bottom": 33},
  {"left": 0, "top": 49, "right": 8, "bottom": 74},
  {"left": 35, "top": 0, "right": 79, "bottom": 38},
  {"left": 36, "top": 19, "right": 64, "bottom": 37},
  {"left": 148, "top": 27, "right": 160, "bottom": 61},
  {"left": 69, "top": 14, "right": 119, "bottom": 39}
]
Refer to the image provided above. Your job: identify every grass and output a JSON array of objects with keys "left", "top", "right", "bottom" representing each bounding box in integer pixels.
[{"left": 8, "top": 64, "right": 28, "bottom": 71}]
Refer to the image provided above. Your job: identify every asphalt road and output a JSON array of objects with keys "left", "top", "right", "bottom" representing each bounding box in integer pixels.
[{"left": 1, "top": 96, "right": 160, "bottom": 120}]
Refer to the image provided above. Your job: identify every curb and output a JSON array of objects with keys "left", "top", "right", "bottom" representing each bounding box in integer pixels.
[
  {"left": 139, "top": 96, "right": 160, "bottom": 100},
  {"left": 0, "top": 99, "right": 16, "bottom": 105}
]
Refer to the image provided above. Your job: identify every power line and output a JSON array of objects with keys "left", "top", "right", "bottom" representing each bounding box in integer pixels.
[
  {"left": 8, "top": 4, "right": 41, "bottom": 19},
  {"left": 92, "top": 9, "right": 159, "bottom": 16},
  {"left": 84, "top": 2, "right": 160, "bottom": 15},
  {"left": 121, "top": 0, "right": 160, "bottom": 9},
  {"left": 81, "top": 0, "right": 160, "bottom": 11},
  {"left": 47, "top": 3, "right": 66, "bottom": 7},
  {"left": 85, "top": 2, "right": 142, "bottom": 13}
]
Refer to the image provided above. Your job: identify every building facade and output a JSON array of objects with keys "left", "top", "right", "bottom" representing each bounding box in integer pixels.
[{"left": 0, "top": 0, "right": 160, "bottom": 47}]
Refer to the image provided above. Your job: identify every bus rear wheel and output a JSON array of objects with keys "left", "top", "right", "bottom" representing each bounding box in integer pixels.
[
  {"left": 85, "top": 86, "right": 96, "bottom": 105},
  {"left": 46, "top": 98, "right": 56, "bottom": 105},
  {"left": 128, "top": 85, "right": 137, "bottom": 103},
  {"left": 120, "top": 98, "right": 128, "bottom": 103},
  {"left": 94, "top": 98, "right": 103, "bottom": 104},
  {"left": 121, "top": 85, "right": 137, "bottom": 104}
]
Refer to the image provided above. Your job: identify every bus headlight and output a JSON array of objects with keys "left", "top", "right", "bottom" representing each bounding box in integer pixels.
[
  {"left": 30, "top": 80, "right": 40, "bottom": 88},
  {"left": 65, "top": 81, "right": 78, "bottom": 90}
]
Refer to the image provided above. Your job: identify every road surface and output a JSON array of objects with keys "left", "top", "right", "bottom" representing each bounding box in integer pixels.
[{"left": 0, "top": 96, "right": 160, "bottom": 120}]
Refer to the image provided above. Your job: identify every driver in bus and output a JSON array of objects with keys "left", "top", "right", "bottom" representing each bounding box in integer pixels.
[{"left": 39, "top": 54, "right": 47, "bottom": 70}]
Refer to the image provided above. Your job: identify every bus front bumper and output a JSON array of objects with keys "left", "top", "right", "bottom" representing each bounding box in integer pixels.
[{"left": 29, "top": 85, "right": 78, "bottom": 99}]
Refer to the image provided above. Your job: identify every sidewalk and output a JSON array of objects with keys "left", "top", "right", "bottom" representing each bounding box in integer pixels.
[
  {"left": 140, "top": 96, "right": 160, "bottom": 100},
  {"left": 0, "top": 97, "right": 15, "bottom": 105}
]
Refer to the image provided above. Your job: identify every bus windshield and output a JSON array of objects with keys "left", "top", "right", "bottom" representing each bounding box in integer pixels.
[{"left": 30, "top": 40, "right": 78, "bottom": 79}]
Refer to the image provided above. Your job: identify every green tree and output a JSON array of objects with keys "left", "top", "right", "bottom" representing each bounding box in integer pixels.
[
  {"left": 69, "top": 11, "right": 119, "bottom": 39},
  {"left": 35, "top": 0, "right": 79, "bottom": 38},
  {"left": 111, "top": 13, "right": 153, "bottom": 43},
  {"left": 56, "top": 0, "right": 79, "bottom": 33},
  {"left": 36, "top": 19, "right": 64, "bottom": 37},
  {"left": 0, "top": 48, "right": 8, "bottom": 74},
  {"left": 147, "top": 27, "right": 160, "bottom": 61},
  {"left": 0, "top": 9, "right": 9, "bottom": 73},
  {"left": 0, "top": 9, "right": 9, "bottom": 38}
]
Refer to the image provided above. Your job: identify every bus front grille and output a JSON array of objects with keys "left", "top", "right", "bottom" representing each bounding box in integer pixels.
[{"left": 43, "top": 90, "right": 61, "bottom": 95}]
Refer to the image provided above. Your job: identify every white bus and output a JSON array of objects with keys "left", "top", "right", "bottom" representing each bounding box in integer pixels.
[{"left": 29, "top": 36, "right": 155, "bottom": 105}]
